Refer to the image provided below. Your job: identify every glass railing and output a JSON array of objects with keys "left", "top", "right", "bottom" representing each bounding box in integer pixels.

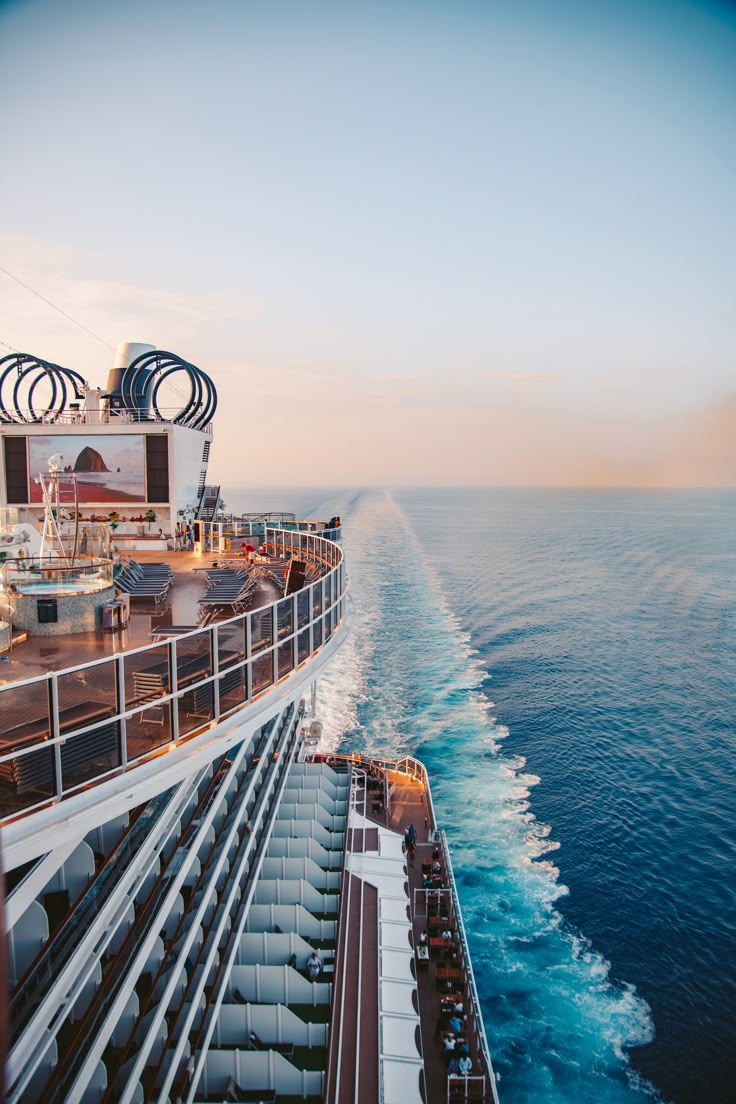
[
  {"left": 1, "top": 556, "right": 114, "bottom": 595},
  {"left": 3, "top": 408, "right": 213, "bottom": 432},
  {"left": 201, "top": 518, "right": 342, "bottom": 550},
  {"left": 318, "top": 751, "right": 499, "bottom": 1102},
  {"left": 0, "top": 530, "right": 346, "bottom": 824}
]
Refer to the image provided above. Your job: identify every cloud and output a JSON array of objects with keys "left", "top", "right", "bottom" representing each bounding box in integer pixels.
[
  {"left": 0, "top": 234, "right": 265, "bottom": 376},
  {"left": 1, "top": 234, "right": 733, "bottom": 487}
]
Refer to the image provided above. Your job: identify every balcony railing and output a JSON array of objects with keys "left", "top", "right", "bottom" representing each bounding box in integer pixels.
[
  {"left": 2, "top": 408, "right": 213, "bottom": 433},
  {"left": 201, "top": 519, "right": 342, "bottom": 549},
  {"left": 1, "top": 556, "right": 114, "bottom": 595},
  {"left": 0, "top": 530, "right": 346, "bottom": 825}
]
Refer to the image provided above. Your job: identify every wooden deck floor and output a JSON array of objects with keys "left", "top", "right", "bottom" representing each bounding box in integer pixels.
[
  {"left": 325, "top": 872, "right": 379, "bottom": 1104},
  {"left": 385, "top": 768, "right": 489, "bottom": 1104},
  {"left": 0, "top": 549, "right": 283, "bottom": 688}
]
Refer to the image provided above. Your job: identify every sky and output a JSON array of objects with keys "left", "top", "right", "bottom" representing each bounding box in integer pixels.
[{"left": 0, "top": 0, "right": 734, "bottom": 486}]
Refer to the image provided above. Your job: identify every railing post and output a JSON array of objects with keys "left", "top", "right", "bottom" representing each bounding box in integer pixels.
[
  {"left": 212, "top": 625, "right": 220, "bottom": 720},
  {"left": 169, "top": 639, "right": 179, "bottom": 742},
  {"left": 245, "top": 614, "right": 253, "bottom": 700},
  {"left": 292, "top": 594, "right": 298, "bottom": 668},
  {"left": 272, "top": 603, "right": 279, "bottom": 684},
  {"left": 48, "top": 674, "right": 62, "bottom": 802},
  {"left": 116, "top": 655, "right": 128, "bottom": 769}
]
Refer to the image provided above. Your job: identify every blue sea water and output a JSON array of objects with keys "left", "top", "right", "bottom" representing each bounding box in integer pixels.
[{"left": 227, "top": 486, "right": 736, "bottom": 1104}]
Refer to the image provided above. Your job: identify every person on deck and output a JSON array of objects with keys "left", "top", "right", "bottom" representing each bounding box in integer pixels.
[
  {"left": 458, "top": 1054, "right": 473, "bottom": 1076},
  {"left": 307, "top": 951, "right": 323, "bottom": 982}
]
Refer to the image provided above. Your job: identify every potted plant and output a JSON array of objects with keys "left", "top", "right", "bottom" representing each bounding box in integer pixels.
[{"left": 144, "top": 509, "right": 157, "bottom": 532}]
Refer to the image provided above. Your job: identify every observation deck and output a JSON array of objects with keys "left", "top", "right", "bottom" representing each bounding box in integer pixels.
[{"left": 0, "top": 526, "right": 348, "bottom": 866}]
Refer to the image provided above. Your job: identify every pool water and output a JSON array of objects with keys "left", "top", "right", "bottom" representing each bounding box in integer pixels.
[{"left": 13, "top": 579, "right": 109, "bottom": 596}]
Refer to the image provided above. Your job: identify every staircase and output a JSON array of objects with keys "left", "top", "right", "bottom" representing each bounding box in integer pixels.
[
  {"left": 197, "top": 485, "right": 221, "bottom": 522},
  {"left": 196, "top": 440, "right": 212, "bottom": 500}
]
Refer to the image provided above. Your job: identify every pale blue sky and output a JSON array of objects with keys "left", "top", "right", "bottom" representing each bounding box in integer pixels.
[{"left": 0, "top": 0, "right": 734, "bottom": 484}]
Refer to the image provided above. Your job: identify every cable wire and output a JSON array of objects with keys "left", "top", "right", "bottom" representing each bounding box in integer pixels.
[{"left": 0, "top": 263, "right": 120, "bottom": 355}]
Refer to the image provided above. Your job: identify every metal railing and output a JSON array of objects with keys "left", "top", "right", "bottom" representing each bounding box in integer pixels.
[
  {"left": 0, "top": 529, "right": 346, "bottom": 824},
  {"left": 3, "top": 408, "right": 213, "bottom": 433},
  {"left": 320, "top": 752, "right": 498, "bottom": 1102},
  {"left": 322, "top": 753, "right": 438, "bottom": 842},
  {"left": 1, "top": 556, "right": 114, "bottom": 594},
  {"left": 202, "top": 519, "right": 342, "bottom": 549},
  {"left": 441, "top": 827, "right": 499, "bottom": 1104}
]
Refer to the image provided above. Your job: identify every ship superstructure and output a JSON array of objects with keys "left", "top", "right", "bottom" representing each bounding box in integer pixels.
[{"left": 0, "top": 346, "right": 497, "bottom": 1104}]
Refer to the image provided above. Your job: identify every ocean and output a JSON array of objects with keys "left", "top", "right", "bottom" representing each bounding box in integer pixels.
[{"left": 226, "top": 486, "right": 736, "bottom": 1104}]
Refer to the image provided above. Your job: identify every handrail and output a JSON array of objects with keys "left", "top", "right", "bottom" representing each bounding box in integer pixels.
[
  {"left": 0, "top": 528, "right": 347, "bottom": 824},
  {"left": 1, "top": 408, "right": 213, "bottom": 433},
  {"left": 322, "top": 753, "right": 438, "bottom": 842},
  {"left": 441, "top": 827, "right": 500, "bottom": 1104},
  {"left": 201, "top": 519, "right": 342, "bottom": 544},
  {"left": 320, "top": 751, "right": 498, "bottom": 1102}
]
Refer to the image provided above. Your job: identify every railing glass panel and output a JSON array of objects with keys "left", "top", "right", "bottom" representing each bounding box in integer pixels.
[
  {"left": 61, "top": 717, "right": 122, "bottom": 791},
  {"left": 176, "top": 631, "right": 214, "bottom": 736},
  {"left": 278, "top": 640, "right": 294, "bottom": 680},
  {"left": 214, "top": 622, "right": 246, "bottom": 669},
  {"left": 0, "top": 681, "right": 54, "bottom": 812},
  {"left": 276, "top": 596, "right": 293, "bottom": 641},
  {"left": 249, "top": 607, "right": 272, "bottom": 654},
  {"left": 251, "top": 652, "right": 273, "bottom": 696},
  {"left": 219, "top": 664, "right": 247, "bottom": 713},
  {"left": 124, "top": 643, "right": 174, "bottom": 758},
  {"left": 297, "top": 589, "right": 310, "bottom": 631},
  {"left": 311, "top": 580, "right": 322, "bottom": 619}
]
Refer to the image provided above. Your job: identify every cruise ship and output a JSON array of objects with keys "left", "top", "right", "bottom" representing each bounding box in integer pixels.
[{"left": 0, "top": 344, "right": 498, "bottom": 1104}]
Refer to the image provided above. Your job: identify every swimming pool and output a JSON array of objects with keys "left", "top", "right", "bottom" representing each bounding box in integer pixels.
[{"left": 12, "top": 578, "right": 109, "bottom": 596}]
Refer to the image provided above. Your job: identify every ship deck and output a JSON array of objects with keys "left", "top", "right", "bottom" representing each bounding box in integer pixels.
[
  {"left": 0, "top": 549, "right": 298, "bottom": 822},
  {"left": 326, "top": 758, "right": 491, "bottom": 1104},
  {"left": 0, "top": 549, "right": 282, "bottom": 689}
]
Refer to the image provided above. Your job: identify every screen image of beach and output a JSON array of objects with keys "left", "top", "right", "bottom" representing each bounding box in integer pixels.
[{"left": 28, "top": 435, "right": 146, "bottom": 503}]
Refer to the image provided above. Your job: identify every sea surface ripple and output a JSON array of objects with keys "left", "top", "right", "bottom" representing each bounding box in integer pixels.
[{"left": 228, "top": 486, "right": 736, "bottom": 1104}]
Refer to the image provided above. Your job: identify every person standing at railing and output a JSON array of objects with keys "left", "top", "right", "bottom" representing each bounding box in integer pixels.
[{"left": 307, "top": 951, "right": 323, "bottom": 982}]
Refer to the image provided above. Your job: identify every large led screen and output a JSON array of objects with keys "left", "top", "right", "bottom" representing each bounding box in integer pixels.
[{"left": 28, "top": 434, "right": 146, "bottom": 503}]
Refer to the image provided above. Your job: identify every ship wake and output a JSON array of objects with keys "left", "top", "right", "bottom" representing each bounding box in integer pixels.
[{"left": 315, "top": 488, "right": 664, "bottom": 1104}]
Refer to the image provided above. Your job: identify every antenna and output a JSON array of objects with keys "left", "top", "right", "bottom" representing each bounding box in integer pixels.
[{"left": 38, "top": 454, "right": 79, "bottom": 564}]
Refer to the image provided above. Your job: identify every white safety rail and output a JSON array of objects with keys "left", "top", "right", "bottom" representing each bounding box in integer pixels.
[
  {"left": 324, "top": 753, "right": 439, "bottom": 842},
  {"left": 202, "top": 518, "right": 342, "bottom": 550},
  {"left": 0, "top": 529, "right": 346, "bottom": 826},
  {"left": 441, "top": 827, "right": 500, "bottom": 1104},
  {"left": 326, "top": 762, "right": 424, "bottom": 1104},
  {"left": 3, "top": 408, "right": 214, "bottom": 432},
  {"left": 322, "top": 752, "right": 499, "bottom": 1104}
]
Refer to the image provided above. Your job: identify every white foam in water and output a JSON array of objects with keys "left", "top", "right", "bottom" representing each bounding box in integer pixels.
[{"left": 313, "top": 489, "right": 662, "bottom": 1103}]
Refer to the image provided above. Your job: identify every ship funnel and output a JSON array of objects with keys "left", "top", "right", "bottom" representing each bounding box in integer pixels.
[{"left": 105, "top": 342, "right": 155, "bottom": 413}]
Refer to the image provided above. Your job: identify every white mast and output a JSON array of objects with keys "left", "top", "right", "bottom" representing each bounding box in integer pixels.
[{"left": 38, "top": 453, "right": 78, "bottom": 564}]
